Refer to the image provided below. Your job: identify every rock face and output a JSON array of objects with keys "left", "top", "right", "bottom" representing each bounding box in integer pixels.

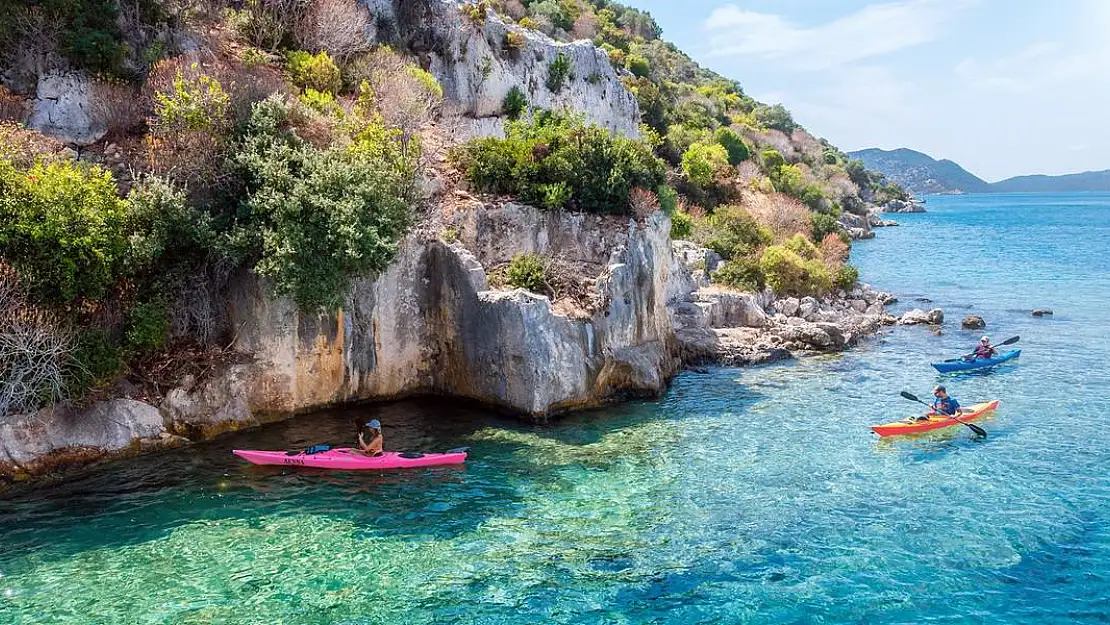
[
  {"left": 883, "top": 199, "right": 926, "bottom": 214},
  {"left": 367, "top": 0, "right": 640, "bottom": 139},
  {"left": 27, "top": 72, "right": 107, "bottom": 146},
  {"left": 962, "top": 315, "right": 986, "bottom": 329},
  {"left": 900, "top": 308, "right": 945, "bottom": 325},
  {"left": 225, "top": 207, "right": 681, "bottom": 418},
  {"left": 0, "top": 400, "right": 166, "bottom": 475}
]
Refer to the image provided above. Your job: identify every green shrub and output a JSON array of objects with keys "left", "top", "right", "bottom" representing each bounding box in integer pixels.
[
  {"left": 451, "top": 112, "right": 666, "bottom": 214},
  {"left": 760, "top": 148, "right": 785, "bottom": 171},
  {"left": 752, "top": 104, "right": 797, "bottom": 132},
  {"left": 670, "top": 209, "right": 693, "bottom": 240},
  {"left": 759, "top": 244, "right": 832, "bottom": 296},
  {"left": 152, "top": 64, "right": 231, "bottom": 133},
  {"left": 704, "top": 205, "right": 772, "bottom": 259},
  {"left": 0, "top": 158, "right": 130, "bottom": 306},
  {"left": 834, "top": 264, "right": 860, "bottom": 290},
  {"left": 70, "top": 329, "right": 124, "bottom": 395},
  {"left": 285, "top": 50, "right": 343, "bottom": 94},
  {"left": 538, "top": 182, "right": 571, "bottom": 210},
  {"left": 783, "top": 233, "right": 818, "bottom": 259},
  {"left": 657, "top": 185, "right": 679, "bottom": 215},
  {"left": 125, "top": 176, "right": 219, "bottom": 287},
  {"left": 799, "top": 184, "right": 826, "bottom": 211},
  {"left": 519, "top": 16, "right": 540, "bottom": 30},
  {"left": 227, "top": 96, "right": 415, "bottom": 310},
  {"left": 715, "top": 127, "right": 749, "bottom": 165},
  {"left": 810, "top": 213, "right": 846, "bottom": 244},
  {"left": 712, "top": 258, "right": 765, "bottom": 292},
  {"left": 300, "top": 88, "right": 341, "bottom": 115},
  {"left": 625, "top": 54, "right": 651, "bottom": 78},
  {"left": 664, "top": 124, "right": 712, "bottom": 162},
  {"left": 681, "top": 142, "right": 729, "bottom": 187},
  {"left": 502, "top": 86, "right": 528, "bottom": 120},
  {"left": 240, "top": 46, "right": 268, "bottom": 68},
  {"left": 546, "top": 53, "right": 573, "bottom": 92},
  {"left": 505, "top": 253, "right": 547, "bottom": 293},
  {"left": 125, "top": 298, "right": 169, "bottom": 355}
]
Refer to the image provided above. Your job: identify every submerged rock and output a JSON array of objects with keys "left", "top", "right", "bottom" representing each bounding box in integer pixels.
[{"left": 1032, "top": 308, "right": 1054, "bottom": 317}]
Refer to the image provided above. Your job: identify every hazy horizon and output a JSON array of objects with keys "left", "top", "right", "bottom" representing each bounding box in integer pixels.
[{"left": 626, "top": 0, "right": 1110, "bottom": 182}]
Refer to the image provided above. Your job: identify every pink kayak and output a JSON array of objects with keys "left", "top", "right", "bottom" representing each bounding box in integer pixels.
[{"left": 232, "top": 447, "right": 468, "bottom": 470}]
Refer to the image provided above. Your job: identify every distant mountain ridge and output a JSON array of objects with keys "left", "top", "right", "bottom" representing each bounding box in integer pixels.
[{"left": 847, "top": 148, "right": 1110, "bottom": 195}]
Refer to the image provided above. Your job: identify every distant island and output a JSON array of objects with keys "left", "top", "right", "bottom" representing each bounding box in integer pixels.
[{"left": 848, "top": 148, "right": 1110, "bottom": 195}]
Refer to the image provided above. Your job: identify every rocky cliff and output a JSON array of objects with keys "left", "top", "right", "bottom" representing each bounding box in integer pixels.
[{"left": 366, "top": 0, "right": 640, "bottom": 139}]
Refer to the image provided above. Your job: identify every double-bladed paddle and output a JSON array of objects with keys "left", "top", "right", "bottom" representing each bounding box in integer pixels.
[
  {"left": 900, "top": 390, "right": 987, "bottom": 437},
  {"left": 945, "top": 335, "right": 1020, "bottom": 362}
]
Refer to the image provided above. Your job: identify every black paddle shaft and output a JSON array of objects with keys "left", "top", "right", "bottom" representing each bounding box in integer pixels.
[{"left": 899, "top": 391, "right": 987, "bottom": 437}]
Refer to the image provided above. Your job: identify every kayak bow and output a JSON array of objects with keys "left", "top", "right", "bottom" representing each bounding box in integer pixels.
[{"left": 871, "top": 400, "right": 1001, "bottom": 437}]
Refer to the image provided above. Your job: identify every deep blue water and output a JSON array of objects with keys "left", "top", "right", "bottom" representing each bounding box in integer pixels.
[{"left": 1, "top": 193, "right": 1109, "bottom": 624}]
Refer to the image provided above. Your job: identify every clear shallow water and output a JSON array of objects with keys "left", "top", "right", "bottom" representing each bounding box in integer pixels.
[{"left": 2, "top": 193, "right": 1110, "bottom": 624}]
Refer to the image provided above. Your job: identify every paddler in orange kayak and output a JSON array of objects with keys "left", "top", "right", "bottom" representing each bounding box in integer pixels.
[
  {"left": 357, "top": 419, "right": 384, "bottom": 456},
  {"left": 917, "top": 386, "right": 962, "bottom": 421}
]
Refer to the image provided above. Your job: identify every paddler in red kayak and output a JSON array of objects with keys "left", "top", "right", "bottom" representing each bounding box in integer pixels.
[
  {"left": 357, "top": 419, "right": 384, "bottom": 456},
  {"left": 917, "top": 386, "right": 962, "bottom": 421}
]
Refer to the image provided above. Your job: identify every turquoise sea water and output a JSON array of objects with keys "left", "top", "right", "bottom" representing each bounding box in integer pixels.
[{"left": 2, "top": 193, "right": 1110, "bottom": 624}]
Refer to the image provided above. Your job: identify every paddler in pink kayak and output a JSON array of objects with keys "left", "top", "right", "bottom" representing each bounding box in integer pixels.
[{"left": 357, "top": 419, "right": 384, "bottom": 456}]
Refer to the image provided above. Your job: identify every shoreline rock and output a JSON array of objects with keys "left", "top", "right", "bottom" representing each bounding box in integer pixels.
[{"left": 899, "top": 308, "right": 945, "bottom": 325}]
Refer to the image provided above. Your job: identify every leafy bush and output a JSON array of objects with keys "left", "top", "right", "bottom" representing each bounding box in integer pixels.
[
  {"left": 451, "top": 112, "right": 667, "bottom": 214},
  {"left": 151, "top": 63, "right": 231, "bottom": 134},
  {"left": 546, "top": 53, "right": 573, "bottom": 92},
  {"left": 503, "top": 86, "right": 528, "bottom": 120},
  {"left": 810, "top": 212, "right": 847, "bottom": 245},
  {"left": 759, "top": 244, "right": 832, "bottom": 297},
  {"left": 300, "top": 87, "right": 341, "bottom": 115},
  {"left": 670, "top": 209, "right": 693, "bottom": 240},
  {"left": 834, "top": 264, "right": 860, "bottom": 290},
  {"left": 752, "top": 104, "right": 797, "bottom": 132},
  {"left": 715, "top": 127, "right": 749, "bottom": 165},
  {"left": 538, "top": 182, "right": 571, "bottom": 210},
  {"left": 125, "top": 176, "right": 219, "bottom": 288},
  {"left": 625, "top": 54, "right": 651, "bottom": 78},
  {"left": 70, "top": 328, "right": 123, "bottom": 396},
  {"left": 712, "top": 258, "right": 765, "bottom": 292},
  {"left": 519, "top": 16, "right": 540, "bottom": 30},
  {"left": 760, "top": 148, "right": 785, "bottom": 171},
  {"left": 124, "top": 298, "right": 169, "bottom": 355},
  {"left": 681, "top": 142, "right": 729, "bottom": 187},
  {"left": 783, "top": 233, "right": 818, "bottom": 259},
  {"left": 657, "top": 185, "right": 679, "bottom": 214},
  {"left": 227, "top": 96, "right": 415, "bottom": 310},
  {"left": 0, "top": 158, "right": 130, "bottom": 306},
  {"left": 285, "top": 50, "right": 343, "bottom": 94},
  {"left": 703, "top": 205, "right": 772, "bottom": 260},
  {"left": 505, "top": 253, "right": 547, "bottom": 293}
]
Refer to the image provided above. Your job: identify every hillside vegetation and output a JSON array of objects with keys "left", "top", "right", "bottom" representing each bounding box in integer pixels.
[{"left": 0, "top": 0, "right": 894, "bottom": 418}]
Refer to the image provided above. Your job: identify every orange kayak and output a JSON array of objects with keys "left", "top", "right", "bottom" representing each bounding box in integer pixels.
[{"left": 871, "top": 400, "right": 1000, "bottom": 436}]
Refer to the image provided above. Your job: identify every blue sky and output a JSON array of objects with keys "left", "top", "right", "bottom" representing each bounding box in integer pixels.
[{"left": 626, "top": 0, "right": 1110, "bottom": 181}]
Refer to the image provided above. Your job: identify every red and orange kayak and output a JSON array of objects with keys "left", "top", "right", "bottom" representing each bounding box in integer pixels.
[{"left": 871, "top": 400, "right": 1000, "bottom": 437}]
